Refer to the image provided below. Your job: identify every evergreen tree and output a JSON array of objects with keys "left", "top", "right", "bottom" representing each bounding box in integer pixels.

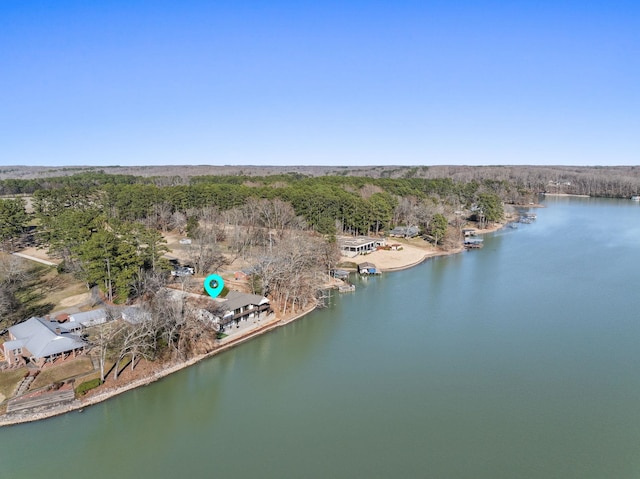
[
  {"left": 428, "top": 213, "right": 448, "bottom": 246},
  {"left": 0, "top": 198, "right": 28, "bottom": 251}
]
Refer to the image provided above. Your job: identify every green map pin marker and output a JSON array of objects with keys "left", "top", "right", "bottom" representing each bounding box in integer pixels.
[{"left": 204, "top": 274, "right": 224, "bottom": 298}]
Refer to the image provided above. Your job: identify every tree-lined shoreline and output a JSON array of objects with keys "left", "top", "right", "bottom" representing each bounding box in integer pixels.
[
  {"left": 0, "top": 216, "right": 510, "bottom": 427},
  {"left": 1, "top": 165, "right": 633, "bottom": 426}
]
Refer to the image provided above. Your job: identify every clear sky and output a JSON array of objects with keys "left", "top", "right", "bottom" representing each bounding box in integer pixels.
[{"left": 1, "top": 0, "right": 638, "bottom": 167}]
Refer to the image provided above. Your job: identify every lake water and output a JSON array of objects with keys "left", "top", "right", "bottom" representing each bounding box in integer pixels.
[{"left": 2, "top": 197, "right": 640, "bottom": 478}]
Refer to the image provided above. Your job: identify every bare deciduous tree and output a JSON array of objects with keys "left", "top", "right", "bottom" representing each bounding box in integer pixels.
[
  {"left": 252, "top": 231, "right": 329, "bottom": 317},
  {"left": 111, "top": 315, "right": 157, "bottom": 380}
]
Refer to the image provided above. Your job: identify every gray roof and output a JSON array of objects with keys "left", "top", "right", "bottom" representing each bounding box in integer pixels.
[
  {"left": 359, "top": 262, "right": 377, "bottom": 269},
  {"left": 390, "top": 226, "right": 419, "bottom": 237},
  {"left": 223, "top": 291, "right": 269, "bottom": 313},
  {"left": 464, "top": 237, "right": 483, "bottom": 244},
  {"left": 55, "top": 321, "right": 83, "bottom": 334},
  {"left": 8, "top": 317, "right": 87, "bottom": 359},
  {"left": 3, "top": 339, "right": 26, "bottom": 351},
  {"left": 69, "top": 308, "right": 107, "bottom": 327},
  {"left": 122, "top": 306, "right": 152, "bottom": 324}
]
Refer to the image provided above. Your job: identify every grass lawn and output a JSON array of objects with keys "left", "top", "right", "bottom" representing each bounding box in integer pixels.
[
  {"left": 30, "top": 357, "right": 95, "bottom": 390},
  {"left": 336, "top": 261, "right": 358, "bottom": 269},
  {"left": 35, "top": 269, "right": 88, "bottom": 309},
  {"left": 0, "top": 368, "right": 28, "bottom": 402}
]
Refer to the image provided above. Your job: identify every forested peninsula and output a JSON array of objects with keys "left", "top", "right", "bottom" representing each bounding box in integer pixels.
[{"left": 0, "top": 164, "right": 638, "bottom": 424}]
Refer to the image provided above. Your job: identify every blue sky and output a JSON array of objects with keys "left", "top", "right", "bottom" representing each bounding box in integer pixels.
[{"left": 1, "top": 0, "right": 638, "bottom": 167}]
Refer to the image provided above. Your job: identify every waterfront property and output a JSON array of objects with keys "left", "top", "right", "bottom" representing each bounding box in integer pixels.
[
  {"left": 358, "top": 262, "right": 379, "bottom": 275},
  {"left": 338, "top": 236, "right": 386, "bottom": 256},
  {"left": 219, "top": 291, "right": 271, "bottom": 331},
  {"left": 463, "top": 236, "right": 484, "bottom": 248},
  {"left": 5, "top": 198, "right": 640, "bottom": 479},
  {"left": 2, "top": 317, "right": 87, "bottom": 368},
  {"left": 331, "top": 270, "right": 350, "bottom": 281}
]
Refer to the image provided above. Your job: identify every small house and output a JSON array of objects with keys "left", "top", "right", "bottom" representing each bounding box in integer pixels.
[
  {"left": 389, "top": 226, "right": 419, "bottom": 238},
  {"left": 234, "top": 267, "right": 258, "bottom": 281}
]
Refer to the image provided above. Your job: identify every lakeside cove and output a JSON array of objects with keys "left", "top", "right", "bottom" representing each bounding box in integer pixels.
[{"left": 0, "top": 217, "right": 514, "bottom": 427}]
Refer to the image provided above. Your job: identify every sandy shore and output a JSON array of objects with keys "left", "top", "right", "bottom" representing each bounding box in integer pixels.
[
  {"left": 343, "top": 221, "right": 508, "bottom": 272},
  {"left": 0, "top": 221, "right": 510, "bottom": 426},
  {"left": 542, "top": 193, "right": 590, "bottom": 198},
  {"left": 343, "top": 242, "right": 457, "bottom": 272}
]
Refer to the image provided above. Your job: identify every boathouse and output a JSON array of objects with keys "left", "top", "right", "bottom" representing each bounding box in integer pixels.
[
  {"left": 358, "top": 262, "right": 379, "bottom": 275},
  {"left": 464, "top": 237, "right": 484, "bottom": 248}
]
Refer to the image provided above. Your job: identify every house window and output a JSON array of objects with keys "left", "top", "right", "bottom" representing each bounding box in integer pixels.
[{"left": 13, "top": 348, "right": 22, "bottom": 355}]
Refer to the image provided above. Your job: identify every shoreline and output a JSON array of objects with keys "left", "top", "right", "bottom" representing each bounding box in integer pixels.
[
  {"left": 377, "top": 245, "right": 463, "bottom": 272},
  {"left": 0, "top": 303, "right": 317, "bottom": 427},
  {"left": 542, "top": 193, "right": 590, "bottom": 198},
  {"left": 348, "top": 220, "right": 510, "bottom": 273},
  {"left": 0, "top": 221, "right": 510, "bottom": 427}
]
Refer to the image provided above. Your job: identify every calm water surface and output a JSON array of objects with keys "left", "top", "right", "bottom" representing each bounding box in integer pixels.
[{"left": 2, "top": 197, "right": 640, "bottom": 478}]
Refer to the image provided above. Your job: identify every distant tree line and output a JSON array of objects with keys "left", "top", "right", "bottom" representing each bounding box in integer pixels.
[
  {"left": 2, "top": 165, "right": 640, "bottom": 198},
  {"left": 28, "top": 174, "right": 512, "bottom": 236}
]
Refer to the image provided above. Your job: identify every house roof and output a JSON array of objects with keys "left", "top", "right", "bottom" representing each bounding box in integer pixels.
[
  {"left": 464, "top": 237, "right": 483, "bottom": 244},
  {"left": 55, "top": 321, "right": 83, "bottom": 333},
  {"left": 390, "top": 226, "right": 419, "bottom": 236},
  {"left": 122, "top": 306, "right": 152, "bottom": 324},
  {"left": 3, "top": 339, "right": 25, "bottom": 351},
  {"left": 223, "top": 291, "right": 270, "bottom": 313},
  {"left": 358, "top": 262, "right": 377, "bottom": 270},
  {"left": 69, "top": 308, "right": 107, "bottom": 327},
  {"left": 7, "top": 317, "right": 87, "bottom": 359},
  {"left": 338, "top": 236, "right": 379, "bottom": 248}
]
